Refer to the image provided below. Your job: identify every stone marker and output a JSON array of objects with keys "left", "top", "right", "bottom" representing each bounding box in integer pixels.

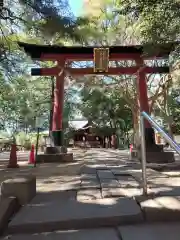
[{"left": 1, "top": 176, "right": 36, "bottom": 205}]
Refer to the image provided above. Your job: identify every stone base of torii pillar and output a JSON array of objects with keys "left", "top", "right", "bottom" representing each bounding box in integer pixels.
[
  {"left": 36, "top": 131, "right": 74, "bottom": 163},
  {"left": 133, "top": 128, "right": 175, "bottom": 164}
]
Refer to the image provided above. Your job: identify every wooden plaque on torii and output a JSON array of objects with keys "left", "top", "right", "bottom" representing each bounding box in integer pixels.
[{"left": 93, "top": 48, "right": 109, "bottom": 73}]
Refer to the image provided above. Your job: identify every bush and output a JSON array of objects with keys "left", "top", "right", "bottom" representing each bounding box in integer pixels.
[{"left": 15, "top": 132, "right": 46, "bottom": 150}]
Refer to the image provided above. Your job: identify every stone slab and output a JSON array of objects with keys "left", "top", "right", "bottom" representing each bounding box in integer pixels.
[
  {"left": 119, "top": 223, "right": 180, "bottom": 240},
  {"left": 102, "top": 188, "right": 124, "bottom": 198},
  {"left": 139, "top": 196, "right": 180, "bottom": 221},
  {"left": 81, "top": 179, "right": 100, "bottom": 189},
  {"left": 77, "top": 189, "right": 102, "bottom": 200},
  {"left": 0, "top": 197, "right": 20, "bottom": 234},
  {"left": 80, "top": 174, "right": 98, "bottom": 181},
  {"left": 8, "top": 197, "right": 143, "bottom": 234},
  {"left": 81, "top": 166, "right": 97, "bottom": 174},
  {"left": 97, "top": 170, "right": 115, "bottom": 179},
  {"left": 38, "top": 179, "right": 81, "bottom": 191},
  {"left": 111, "top": 169, "right": 132, "bottom": 175},
  {"left": 115, "top": 188, "right": 142, "bottom": 198},
  {"left": 2, "top": 228, "right": 120, "bottom": 240},
  {"left": 100, "top": 179, "right": 120, "bottom": 188},
  {"left": 92, "top": 164, "right": 108, "bottom": 170},
  {"left": 111, "top": 166, "right": 140, "bottom": 176},
  {"left": 148, "top": 177, "right": 180, "bottom": 196},
  {"left": 116, "top": 175, "right": 139, "bottom": 187},
  {"left": 163, "top": 171, "right": 180, "bottom": 177},
  {"left": 148, "top": 186, "right": 180, "bottom": 196},
  {"left": 129, "top": 169, "right": 167, "bottom": 183},
  {"left": 31, "top": 190, "right": 77, "bottom": 204},
  {"left": 149, "top": 177, "right": 180, "bottom": 187}
]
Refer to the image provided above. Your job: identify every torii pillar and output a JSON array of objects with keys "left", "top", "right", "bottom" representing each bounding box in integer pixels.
[
  {"left": 43, "top": 62, "right": 73, "bottom": 161},
  {"left": 136, "top": 58, "right": 156, "bottom": 148},
  {"left": 51, "top": 63, "right": 65, "bottom": 149},
  {"left": 136, "top": 58, "right": 174, "bottom": 163}
]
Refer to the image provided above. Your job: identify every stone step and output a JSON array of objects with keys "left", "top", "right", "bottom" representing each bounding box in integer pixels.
[
  {"left": 8, "top": 197, "right": 143, "bottom": 234},
  {"left": 2, "top": 228, "right": 120, "bottom": 240}
]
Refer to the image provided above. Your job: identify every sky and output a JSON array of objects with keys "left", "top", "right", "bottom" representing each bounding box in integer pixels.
[{"left": 68, "top": 0, "right": 83, "bottom": 16}]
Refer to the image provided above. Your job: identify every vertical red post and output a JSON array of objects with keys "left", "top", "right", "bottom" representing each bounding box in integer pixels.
[
  {"left": 136, "top": 57, "right": 156, "bottom": 149},
  {"left": 51, "top": 61, "right": 65, "bottom": 146}
]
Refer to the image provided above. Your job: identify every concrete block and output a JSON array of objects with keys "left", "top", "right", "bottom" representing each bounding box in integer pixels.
[
  {"left": 0, "top": 197, "right": 20, "bottom": 234},
  {"left": 80, "top": 174, "right": 98, "bottom": 181},
  {"left": 1, "top": 176, "right": 36, "bottom": 205}
]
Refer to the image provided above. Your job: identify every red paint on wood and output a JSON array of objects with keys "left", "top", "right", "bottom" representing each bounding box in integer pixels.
[
  {"left": 41, "top": 53, "right": 141, "bottom": 61},
  {"left": 40, "top": 66, "right": 167, "bottom": 76},
  {"left": 52, "top": 64, "right": 65, "bottom": 131},
  {"left": 136, "top": 58, "right": 151, "bottom": 128}
]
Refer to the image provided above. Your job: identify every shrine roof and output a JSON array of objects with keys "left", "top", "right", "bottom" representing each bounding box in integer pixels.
[{"left": 18, "top": 41, "right": 179, "bottom": 59}]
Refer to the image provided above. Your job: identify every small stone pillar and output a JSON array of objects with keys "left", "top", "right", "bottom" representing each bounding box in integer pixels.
[{"left": 1, "top": 176, "right": 36, "bottom": 205}]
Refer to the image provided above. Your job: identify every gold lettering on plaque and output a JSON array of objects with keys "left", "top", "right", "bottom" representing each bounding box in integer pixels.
[{"left": 93, "top": 48, "right": 109, "bottom": 73}]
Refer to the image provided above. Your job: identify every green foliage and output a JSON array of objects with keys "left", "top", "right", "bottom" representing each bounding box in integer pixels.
[
  {"left": 168, "top": 89, "right": 180, "bottom": 134},
  {"left": 116, "top": 0, "right": 180, "bottom": 42},
  {"left": 15, "top": 131, "right": 45, "bottom": 149},
  {"left": 80, "top": 84, "right": 133, "bottom": 145}
]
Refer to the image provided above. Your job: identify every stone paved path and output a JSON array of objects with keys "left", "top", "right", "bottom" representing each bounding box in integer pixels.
[
  {"left": 2, "top": 148, "right": 180, "bottom": 239},
  {"left": 3, "top": 223, "right": 180, "bottom": 240}
]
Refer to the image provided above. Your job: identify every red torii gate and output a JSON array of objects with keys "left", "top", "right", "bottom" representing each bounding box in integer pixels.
[{"left": 18, "top": 42, "right": 177, "bottom": 163}]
